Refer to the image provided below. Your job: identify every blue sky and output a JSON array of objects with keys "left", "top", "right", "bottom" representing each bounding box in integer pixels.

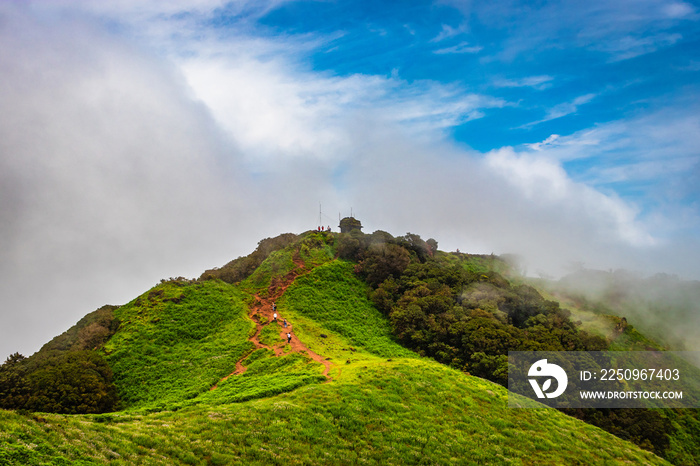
[
  {"left": 253, "top": 0, "right": 699, "bottom": 192},
  {"left": 0, "top": 0, "right": 699, "bottom": 357},
  {"left": 204, "top": 0, "right": 700, "bottom": 230}
]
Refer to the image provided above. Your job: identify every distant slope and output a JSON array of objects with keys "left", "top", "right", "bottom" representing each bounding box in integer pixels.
[{"left": 545, "top": 269, "right": 700, "bottom": 351}]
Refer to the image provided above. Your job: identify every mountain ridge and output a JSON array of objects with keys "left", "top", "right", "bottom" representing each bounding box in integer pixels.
[{"left": 0, "top": 228, "right": 695, "bottom": 464}]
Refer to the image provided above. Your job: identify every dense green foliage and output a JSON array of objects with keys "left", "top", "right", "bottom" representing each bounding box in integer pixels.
[
  {"left": 0, "top": 305, "right": 121, "bottom": 414},
  {"left": 0, "top": 350, "right": 117, "bottom": 415},
  {"left": 341, "top": 231, "right": 607, "bottom": 385}
]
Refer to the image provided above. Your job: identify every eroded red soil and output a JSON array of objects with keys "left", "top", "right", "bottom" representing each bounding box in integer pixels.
[{"left": 211, "top": 256, "right": 332, "bottom": 390}]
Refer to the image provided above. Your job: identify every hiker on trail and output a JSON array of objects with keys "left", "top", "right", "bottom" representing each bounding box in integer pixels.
[
  {"left": 283, "top": 318, "right": 288, "bottom": 328},
  {"left": 273, "top": 312, "right": 277, "bottom": 322},
  {"left": 287, "top": 332, "right": 292, "bottom": 344},
  {"left": 272, "top": 302, "right": 276, "bottom": 312}
]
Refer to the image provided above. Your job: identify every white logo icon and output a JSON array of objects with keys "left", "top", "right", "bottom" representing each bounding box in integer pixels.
[{"left": 528, "top": 359, "right": 568, "bottom": 399}]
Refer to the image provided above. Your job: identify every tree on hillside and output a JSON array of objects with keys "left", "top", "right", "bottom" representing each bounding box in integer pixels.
[
  {"left": 337, "top": 230, "right": 365, "bottom": 261},
  {"left": 0, "top": 350, "right": 118, "bottom": 414},
  {"left": 357, "top": 243, "right": 411, "bottom": 287},
  {"left": 0, "top": 353, "right": 30, "bottom": 410},
  {"left": 24, "top": 351, "right": 118, "bottom": 414}
]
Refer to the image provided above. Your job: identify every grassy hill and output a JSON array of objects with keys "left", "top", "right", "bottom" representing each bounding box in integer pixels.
[
  {"left": 0, "top": 230, "right": 688, "bottom": 465},
  {"left": 0, "top": 359, "right": 667, "bottom": 465}
]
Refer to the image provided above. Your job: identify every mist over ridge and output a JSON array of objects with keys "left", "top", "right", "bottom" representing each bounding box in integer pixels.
[{"left": 546, "top": 267, "right": 700, "bottom": 352}]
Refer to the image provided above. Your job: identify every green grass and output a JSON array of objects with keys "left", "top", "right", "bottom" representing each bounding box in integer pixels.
[
  {"left": 194, "top": 352, "right": 326, "bottom": 406},
  {"left": 279, "top": 259, "right": 414, "bottom": 360},
  {"left": 104, "top": 280, "right": 254, "bottom": 410},
  {"left": 437, "top": 251, "right": 511, "bottom": 277},
  {"left": 258, "top": 323, "right": 284, "bottom": 347},
  {"left": 240, "top": 231, "right": 336, "bottom": 296},
  {"left": 240, "top": 248, "right": 297, "bottom": 296},
  {"left": 0, "top": 359, "right": 669, "bottom": 465},
  {"left": 297, "top": 231, "right": 336, "bottom": 265}
]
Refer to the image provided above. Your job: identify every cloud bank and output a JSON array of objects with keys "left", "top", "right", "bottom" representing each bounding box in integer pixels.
[{"left": 0, "top": 2, "right": 697, "bottom": 359}]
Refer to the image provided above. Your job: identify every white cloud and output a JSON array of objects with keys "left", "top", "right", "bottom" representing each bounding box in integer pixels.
[
  {"left": 31, "top": 0, "right": 283, "bottom": 24},
  {"left": 0, "top": 2, "right": 507, "bottom": 359},
  {"left": 521, "top": 93, "right": 597, "bottom": 127},
  {"left": 597, "top": 32, "right": 683, "bottom": 61},
  {"left": 447, "top": 0, "right": 699, "bottom": 62},
  {"left": 493, "top": 75, "right": 554, "bottom": 90},
  {"left": 433, "top": 41, "right": 483, "bottom": 55},
  {"left": 336, "top": 127, "right": 665, "bottom": 282},
  {"left": 526, "top": 134, "right": 560, "bottom": 151},
  {"left": 485, "top": 148, "right": 655, "bottom": 248},
  {"left": 431, "top": 23, "right": 469, "bottom": 42},
  {"left": 547, "top": 93, "right": 596, "bottom": 119},
  {"left": 522, "top": 104, "right": 700, "bottom": 183},
  {"left": 663, "top": 2, "right": 696, "bottom": 19},
  {"left": 516, "top": 106, "right": 700, "bottom": 247},
  {"left": 1, "top": 0, "right": 698, "bottom": 361},
  {"left": 179, "top": 52, "right": 506, "bottom": 160},
  {"left": 0, "top": 4, "right": 262, "bottom": 359}
]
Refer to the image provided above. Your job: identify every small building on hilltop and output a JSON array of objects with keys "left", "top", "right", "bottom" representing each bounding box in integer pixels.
[{"left": 339, "top": 217, "right": 363, "bottom": 233}]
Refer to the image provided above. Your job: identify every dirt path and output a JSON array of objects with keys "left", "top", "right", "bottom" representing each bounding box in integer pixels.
[{"left": 211, "top": 256, "right": 333, "bottom": 390}]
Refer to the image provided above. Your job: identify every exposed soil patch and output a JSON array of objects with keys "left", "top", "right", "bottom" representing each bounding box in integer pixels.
[{"left": 211, "top": 256, "right": 333, "bottom": 390}]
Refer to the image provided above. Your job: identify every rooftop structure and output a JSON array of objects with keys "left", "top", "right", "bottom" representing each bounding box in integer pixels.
[{"left": 339, "top": 217, "right": 362, "bottom": 233}]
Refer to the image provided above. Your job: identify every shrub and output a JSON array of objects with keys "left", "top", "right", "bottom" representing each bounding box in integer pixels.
[
  {"left": 0, "top": 351, "right": 118, "bottom": 414},
  {"left": 356, "top": 243, "right": 411, "bottom": 288}
]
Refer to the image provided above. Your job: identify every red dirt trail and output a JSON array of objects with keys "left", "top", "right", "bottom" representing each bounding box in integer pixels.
[{"left": 211, "top": 257, "right": 333, "bottom": 390}]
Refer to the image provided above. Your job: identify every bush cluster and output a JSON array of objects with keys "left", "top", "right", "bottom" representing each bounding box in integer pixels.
[
  {"left": 0, "top": 350, "right": 118, "bottom": 414},
  {"left": 0, "top": 305, "right": 120, "bottom": 414},
  {"left": 341, "top": 230, "right": 605, "bottom": 385}
]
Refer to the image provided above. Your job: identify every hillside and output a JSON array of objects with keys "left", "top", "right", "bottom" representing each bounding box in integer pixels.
[
  {"left": 0, "top": 229, "right": 691, "bottom": 464},
  {"left": 537, "top": 269, "right": 700, "bottom": 352}
]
